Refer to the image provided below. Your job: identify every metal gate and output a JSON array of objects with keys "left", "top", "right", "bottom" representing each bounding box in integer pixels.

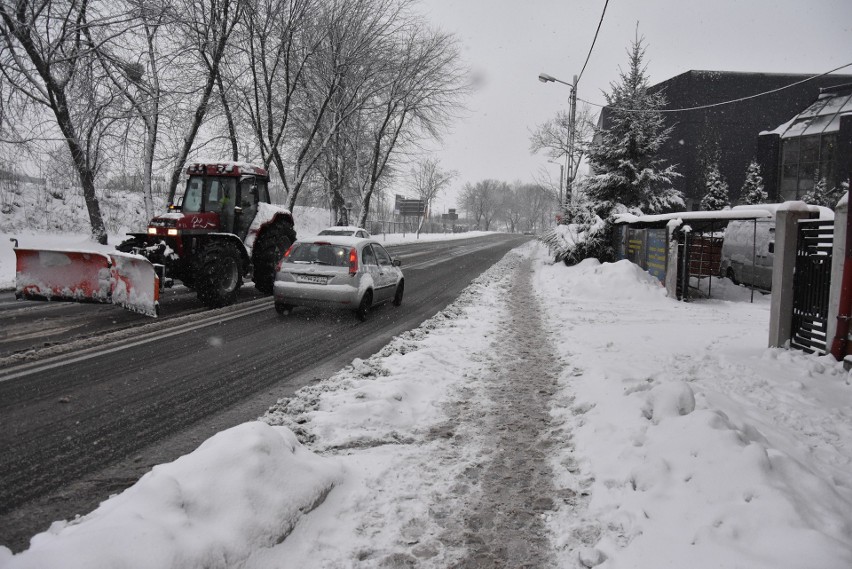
[{"left": 791, "top": 219, "right": 834, "bottom": 354}]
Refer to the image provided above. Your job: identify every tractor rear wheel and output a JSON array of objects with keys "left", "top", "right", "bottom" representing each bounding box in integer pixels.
[
  {"left": 196, "top": 240, "right": 243, "bottom": 308},
  {"left": 253, "top": 222, "right": 296, "bottom": 294}
]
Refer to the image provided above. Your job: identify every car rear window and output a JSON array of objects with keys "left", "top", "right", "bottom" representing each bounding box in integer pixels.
[{"left": 286, "top": 243, "right": 350, "bottom": 267}]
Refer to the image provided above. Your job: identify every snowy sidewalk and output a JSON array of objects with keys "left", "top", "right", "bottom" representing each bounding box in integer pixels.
[{"left": 437, "top": 255, "right": 563, "bottom": 568}]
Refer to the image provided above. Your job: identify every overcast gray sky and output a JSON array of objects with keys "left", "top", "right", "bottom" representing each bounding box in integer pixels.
[{"left": 417, "top": 0, "right": 852, "bottom": 212}]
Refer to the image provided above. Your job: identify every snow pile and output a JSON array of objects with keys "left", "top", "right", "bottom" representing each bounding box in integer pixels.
[
  {"left": 552, "top": 258, "right": 668, "bottom": 302},
  {"left": 534, "top": 251, "right": 852, "bottom": 568},
  {"left": 0, "top": 423, "right": 342, "bottom": 569}
]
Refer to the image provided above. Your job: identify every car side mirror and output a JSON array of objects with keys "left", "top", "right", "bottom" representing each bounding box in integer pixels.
[{"left": 393, "top": 259, "right": 402, "bottom": 267}]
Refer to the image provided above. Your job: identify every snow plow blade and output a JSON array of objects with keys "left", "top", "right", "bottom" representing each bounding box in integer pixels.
[{"left": 14, "top": 248, "right": 160, "bottom": 317}]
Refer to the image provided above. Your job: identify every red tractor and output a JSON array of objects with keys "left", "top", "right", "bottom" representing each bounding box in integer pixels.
[{"left": 14, "top": 161, "right": 296, "bottom": 315}]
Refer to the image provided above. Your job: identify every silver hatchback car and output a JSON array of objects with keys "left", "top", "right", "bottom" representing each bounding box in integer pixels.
[{"left": 273, "top": 236, "right": 404, "bottom": 320}]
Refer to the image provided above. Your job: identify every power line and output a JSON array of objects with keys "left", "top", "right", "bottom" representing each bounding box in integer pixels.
[
  {"left": 578, "top": 62, "right": 852, "bottom": 113},
  {"left": 576, "top": 0, "right": 610, "bottom": 86}
]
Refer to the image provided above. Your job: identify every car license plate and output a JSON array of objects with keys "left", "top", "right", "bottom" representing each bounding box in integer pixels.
[{"left": 297, "top": 274, "right": 328, "bottom": 285}]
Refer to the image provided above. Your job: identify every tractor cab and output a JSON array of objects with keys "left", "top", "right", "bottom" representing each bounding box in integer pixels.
[{"left": 168, "top": 163, "right": 269, "bottom": 240}]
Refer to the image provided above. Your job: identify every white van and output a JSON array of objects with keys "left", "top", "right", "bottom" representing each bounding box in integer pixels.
[
  {"left": 719, "top": 203, "right": 834, "bottom": 290},
  {"left": 719, "top": 216, "right": 776, "bottom": 289}
]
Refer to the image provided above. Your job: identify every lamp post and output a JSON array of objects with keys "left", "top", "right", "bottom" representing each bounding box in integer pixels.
[{"left": 539, "top": 72, "right": 578, "bottom": 208}]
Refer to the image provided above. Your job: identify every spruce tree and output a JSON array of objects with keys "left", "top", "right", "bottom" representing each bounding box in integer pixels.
[
  {"left": 582, "top": 34, "right": 682, "bottom": 219},
  {"left": 802, "top": 176, "right": 845, "bottom": 209},
  {"left": 700, "top": 162, "right": 730, "bottom": 211},
  {"left": 740, "top": 159, "right": 767, "bottom": 205},
  {"left": 545, "top": 33, "right": 681, "bottom": 264}
]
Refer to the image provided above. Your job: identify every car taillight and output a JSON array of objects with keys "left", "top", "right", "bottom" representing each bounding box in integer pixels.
[
  {"left": 276, "top": 244, "right": 295, "bottom": 272},
  {"left": 349, "top": 247, "right": 358, "bottom": 276}
]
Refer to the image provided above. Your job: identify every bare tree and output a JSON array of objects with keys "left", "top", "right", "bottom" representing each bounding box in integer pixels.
[
  {"left": 232, "top": 0, "right": 315, "bottom": 187},
  {"left": 0, "top": 0, "right": 135, "bottom": 243},
  {"left": 529, "top": 104, "right": 596, "bottom": 204},
  {"left": 500, "top": 183, "right": 524, "bottom": 233},
  {"left": 91, "top": 0, "right": 176, "bottom": 221},
  {"left": 162, "top": 0, "right": 245, "bottom": 200},
  {"left": 283, "top": 0, "right": 419, "bottom": 212},
  {"left": 235, "top": 0, "right": 395, "bottom": 210},
  {"left": 458, "top": 179, "right": 503, "bottom": 231},
  {"left": 352, "top": 24, "right": 467, "bottom": 227},
  {"left": 410, "top": 157, "right": 454, "bottom": 236},
  {"left": 525, "top": 183, "right": 556, "bottom": 232}
]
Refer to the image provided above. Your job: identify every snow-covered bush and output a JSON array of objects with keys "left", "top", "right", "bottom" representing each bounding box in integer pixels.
[{"left": 802, "top": 177, "right": 846, "bottom": 209}]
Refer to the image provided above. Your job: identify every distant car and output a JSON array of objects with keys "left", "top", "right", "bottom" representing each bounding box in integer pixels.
[
  {"left": 317, "top": 226, "right": 371, "bottom": 239},
  {"left": 273, "top": 236, "right": 403, "bottom": 321}
]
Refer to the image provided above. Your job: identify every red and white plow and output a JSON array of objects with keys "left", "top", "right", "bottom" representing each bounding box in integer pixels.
[{"left": 14, "top": 248, "right": 160, "bottom": 317}]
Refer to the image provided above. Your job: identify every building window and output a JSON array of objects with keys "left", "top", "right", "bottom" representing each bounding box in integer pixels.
[{"left": 779, "top": 133, "right": 837, "bottom": 201}]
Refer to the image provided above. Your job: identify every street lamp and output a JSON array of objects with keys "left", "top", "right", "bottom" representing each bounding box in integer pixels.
[{"left": 539, "top": 72, "right": 578, "bottom": 208}]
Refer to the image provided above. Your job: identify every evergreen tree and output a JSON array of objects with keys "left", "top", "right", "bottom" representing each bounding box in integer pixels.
[
  {"left": 694, "top": 131, "right": 721, "bottom": 204},
  {"left": 740, "top": 159, "right": 768, "bottom": 205},
  {"left": 700, "top": 162, "right": 730, "bottom": 211},
  {"left": 582, "top": 34, "right": 682, "bottom": 220},
  {"left": 802, "top": 176, "right": 846, "bottom": 209},
  {"left": 539, "top": 186, "right": 612, "bottom": 265},
  {"left": 544, "top": 33, "right": 681, "bottom": 264}
]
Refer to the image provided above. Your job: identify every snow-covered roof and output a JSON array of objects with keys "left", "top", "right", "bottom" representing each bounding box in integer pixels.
[
  {"left": 614, "top": 209, "right": 773, "bottom": 225},
  {"left": 767, "top": 84, "right": 852, "bottom": 139},
  {"left": 184, "top": 159, "right": 268, "bottom": 177},
  {"left": 615, "top": 202, "right": 834, "bottom": 227}
]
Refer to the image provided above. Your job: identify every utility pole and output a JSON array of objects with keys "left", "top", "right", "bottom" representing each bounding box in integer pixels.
[
  {"left": 539, "top": 72, "right": 578, "bottom": 211},
  {"left": 566, "top": 74, "right": 578, "bottom": 208}
]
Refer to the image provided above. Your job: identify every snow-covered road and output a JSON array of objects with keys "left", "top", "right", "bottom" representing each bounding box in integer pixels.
[{"left": 2, "top": 242, "right": 851, "bottom": 569}]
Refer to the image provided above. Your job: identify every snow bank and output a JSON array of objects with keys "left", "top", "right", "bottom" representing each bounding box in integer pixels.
[
  {"left": 0, "top": 423, "right": 342, "bottom": 569},
  {"left": 539, "top": 258, "right": 668, "bottom": 303}
]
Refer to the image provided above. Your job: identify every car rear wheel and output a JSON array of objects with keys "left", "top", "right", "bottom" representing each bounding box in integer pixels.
[
  {"left": 274, "top": 302, "right": 294, "bottom": 316},
  {"left": 356, "top": 291, "right": 372, "bottom": 322},
  {"left": 726, "top": 267, "right": 739, "bottom": 285}
]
